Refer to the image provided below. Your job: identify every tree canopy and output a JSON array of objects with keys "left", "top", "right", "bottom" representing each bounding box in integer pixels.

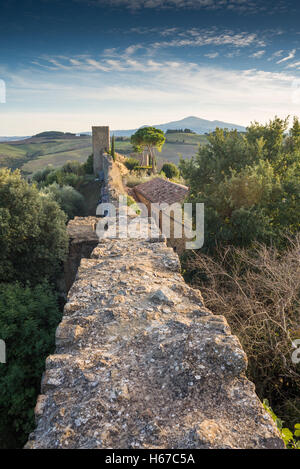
[
  {"left": 180, "top": 116, "right": 300, "bottom": 251},
  {"left": 41, "top": 183, "right": 85, "bottom": 220},
  {"left": 0, "top": 282, "right": 61, "bottom": 447},
  {"left": 131, "top": 127, "right": 165, "bottom": 173},
  {"left": 0, "top": 168, "right": 68, "bottom": 284}
]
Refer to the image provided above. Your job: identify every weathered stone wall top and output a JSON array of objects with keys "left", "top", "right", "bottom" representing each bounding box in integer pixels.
[{"left": 26, "top": 224, "right": 283, "bottom": 449}]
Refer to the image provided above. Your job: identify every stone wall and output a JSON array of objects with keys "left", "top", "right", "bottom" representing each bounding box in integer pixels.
[
  {"left": 25, "top": 151, "right": 284, "bottom": 449},
  {"left": 133, "top": 190, "right": 192, "bottom": 256},
  {"left": 92, "top": 126, "right": 110, "bottom": 175},
  {"left": 65, "top": 152, "right": 125, "bottom": 292},
  {"left": 64, "top": 217, "right": 99, "bottom": 293}
]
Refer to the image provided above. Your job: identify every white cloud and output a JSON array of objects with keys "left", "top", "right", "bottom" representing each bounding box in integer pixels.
[
  {"left": 78, "top": 0, "right": 276, "bottom": 14},
  {"left": 277, "top": 49, "right": 296, "bottom": 64},
  {"left": 3, "top": 49, "right": 299, "bottom": 135},
  {"left": 32, "top": 55, "right": 187, "bottom": 73},
  {"left": 124, "top": 44, "right": 143, "bottom": 55},
  {"left": 152, "top": 30, "right": 265, "bottom": 49},
  {"left": 286, "top": 61, "right": 300, "bottom": 69},
  {"left": 267, "top": 49, "right": 284, "bottom": 61},
  {"left": 205, "top": 52, "right": 219, "bottom": 59},
  {"left": 250, "top": 50, "right": 265, "bottom": 58}
]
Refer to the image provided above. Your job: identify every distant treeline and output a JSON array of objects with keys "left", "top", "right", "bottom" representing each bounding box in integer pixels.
[
  {"left": 34, "top": 131, "right": 77, "bottom": 139},
  {"left": 166, "top": 128, "right": 196, "bottom": 134}
]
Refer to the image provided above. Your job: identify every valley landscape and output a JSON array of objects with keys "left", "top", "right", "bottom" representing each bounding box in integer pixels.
[{"left": 0, "top": 116, "right": 216, "bottom": 174}]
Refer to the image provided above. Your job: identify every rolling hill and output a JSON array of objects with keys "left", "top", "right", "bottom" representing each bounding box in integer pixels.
[
  {"left": 0, "top": 116, "right": 244, "bottom": 174},
  {"left": 0, "top": 135, "right": 93, "bottom": 175},
  {"left": 0, "top": 131, "right": 208, "bottom": 175}
]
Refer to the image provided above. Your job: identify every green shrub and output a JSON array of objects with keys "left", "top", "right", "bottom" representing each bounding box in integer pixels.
[
  {"left": 61, "top": 172, "right": 82, "bottom": 188},
  {"left": 44, "top": 168, "right": 63, "bottom": 186},
  {"left": 0, "top": 168, "right": 68, "bottom": 285},
  {"left": 0, "top": 282, "right": 61, "bottom": 448},
  {"left": 161, "top": 162, "right": 180, "bottom": 179},
  {"left": 124, "top": 157, "right": 140, "bottom": 172},
  {"left": 41, "top": 183, "right": 85, "bottom": 220},
  {"left": 83, "top": 154, "right": 94, "bottom": 174},
  {"left": 62, "top": 160, "right": 84, "bottom": 175},
  {"left": 263, "top": 400, "right": 300, "bottom": 449},
  {"left": 44, "top": 168, "right": 82, "bottom": 189},
  {"left": 31, "top": 166, "right": 54, "bottom": 184},
  {"left": 126, "top": 195, "right": 141, "bottom": 215}
]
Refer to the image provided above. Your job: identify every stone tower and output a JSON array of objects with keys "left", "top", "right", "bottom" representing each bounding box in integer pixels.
[{"left": 92, "top": 126, "right": 110, "bottom": 175}]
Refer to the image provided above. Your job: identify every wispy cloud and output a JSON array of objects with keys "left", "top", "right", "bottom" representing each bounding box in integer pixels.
[
  {"left": 3, "top": 40, "right": 299, "bottom": 136},
  {"left": 205, "top": 52, "right": 219, "bottom": 59},
  {"left": 32, "top": 54, "right": 187, "bottom": 74},
  {"left": 286, "top": 61, "right": 300, "bottom": 70},
  {"left": 151, "top": 30, "right": 266, "bottom": 49},
  {"left": 276, "top": 49, "right": 296, "bottom": 64},
  {"left": 250, "top": 50, "right": 265, "bottom": 58},
  {"left": 267, "top": 49, "right": 284, "bottom": 61},
  {"left": 4, "top": 56, "right": 297, "bottom": 134},
  {"left": 127, "top": 26, "right": 266, "bottom": 50},
  {"left": 124, "top": 44, "right": 143, "bottom": 55},
  {"left": 77, "top": 0, "right": 286, "bottom": 14}
]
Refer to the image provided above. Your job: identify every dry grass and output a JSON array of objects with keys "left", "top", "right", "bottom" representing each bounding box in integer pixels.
[
  {"left": 124, "top": 173, "right": 162, "bottom": 188},
  {"left": 185, "top": 235, "right": 300, "bottom": 427}
]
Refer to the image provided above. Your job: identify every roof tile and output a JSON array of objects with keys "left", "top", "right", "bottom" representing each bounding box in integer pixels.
[{"left": 134, "top": 177, "right": 189, "bottom": 205}]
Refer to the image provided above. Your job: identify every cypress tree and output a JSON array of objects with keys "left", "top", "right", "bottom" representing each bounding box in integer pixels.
[{"left": 111, "top": 135, "right": 116, "bottom": 161}]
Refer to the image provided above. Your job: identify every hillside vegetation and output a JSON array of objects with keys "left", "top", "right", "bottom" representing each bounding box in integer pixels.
[{"left": 0, "top": 136, "right": 92, "bottom": 174}]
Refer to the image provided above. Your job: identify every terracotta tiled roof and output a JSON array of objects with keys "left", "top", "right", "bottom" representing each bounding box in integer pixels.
[{"left": 134, "top": 177, "right": 189, "bottom": 205}]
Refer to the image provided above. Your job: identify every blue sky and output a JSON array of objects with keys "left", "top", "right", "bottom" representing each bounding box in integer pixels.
[{"left": 1, "top": 0, "right": 300, "bottom": 134}]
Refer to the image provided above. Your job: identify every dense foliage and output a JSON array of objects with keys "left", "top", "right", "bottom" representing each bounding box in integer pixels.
[
  {"left": 83, "top": 154, "right": 94, "bottom": 174},
  {"left": 180, "top": 116, "right": 300, "bottom": 251},
  {"left": 41, "top": 183, "right": 85, "bottom": 220},
  {"left": 0, "top": 282, "right": 61, "bottom": 448},
  {"left": 0, "top": 156, "right": 94, "bottom": 448},
  {"left": 0, "top": 168, "right": 68, "bottom": 285},
  {"left": 124, "top": 157, "right": 140, "bottom": 172},
  {"left": 32, "top": 160, "right": 86, "bottom": 189},
  {"left": 31, "top": 158, "right": 96, "bottom": 219},
  {"left": 161, "top": 162, "right": 180, "bottom": 179}
]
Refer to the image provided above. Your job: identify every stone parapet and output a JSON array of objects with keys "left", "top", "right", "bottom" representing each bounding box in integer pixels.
[
  {"left": 25, "top": 131, "right": 284, "bottom": 449},
  {"left": 26, "top": 231, "right": 283, "bottom": 449}
]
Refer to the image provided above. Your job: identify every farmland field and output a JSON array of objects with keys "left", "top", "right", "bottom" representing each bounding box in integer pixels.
[{"left": 0, "top": 132, "right": 207, "bottom": 175}]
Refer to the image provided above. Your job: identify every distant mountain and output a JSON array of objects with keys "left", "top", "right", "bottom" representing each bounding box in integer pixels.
[
  {"left": 0, "top": 116, "right": 245, "bottom": 143},
  {"left": 0, "top": 136, "right": 30, "bottom": 142},
  {"left": 110, "top": 116, "right": 246, "bottom": 137}
]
